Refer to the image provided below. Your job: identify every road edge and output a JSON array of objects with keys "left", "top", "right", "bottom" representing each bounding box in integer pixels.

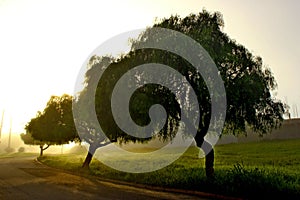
[{"left": 34, "top": 157, "right": 243, "bottom": 200}]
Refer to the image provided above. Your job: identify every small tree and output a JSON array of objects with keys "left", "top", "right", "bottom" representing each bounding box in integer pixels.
[
  {"left": 18, "top": 147, "right": 25, "bottom": 153},
  {"left": 20, "top": 132, "right": 50, "bottom": 156},
  {"left": 23, "top": 94, "right": 78, "bottom": 156}
]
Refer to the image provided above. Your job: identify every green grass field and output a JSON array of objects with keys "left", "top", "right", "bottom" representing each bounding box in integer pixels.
[{"left": 38, "top": 139, "right": 300, "bottom": 199}]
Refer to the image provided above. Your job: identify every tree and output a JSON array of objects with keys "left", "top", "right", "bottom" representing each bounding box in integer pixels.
[
  {"left": 22, "top": 94, "right": 78, "bottom": 156},
  {"left": 75, "top": 10, "right": 285, "bottom": 175},
  {"left": 129, "top": 10, "right": 285, "bottom": 177},
  {"left": 73, "top": 56, "right": 114, "bottom": 168},
  {"left": 20, "top": 132, "right": 50, "bottom": 156},
  {"left": 73, "top": 56, "right": 153, "bottom": 168}
]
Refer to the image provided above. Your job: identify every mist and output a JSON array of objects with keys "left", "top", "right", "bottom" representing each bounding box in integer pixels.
[{"left": 0, "top": 133, "right": 76, "bottom": 154}]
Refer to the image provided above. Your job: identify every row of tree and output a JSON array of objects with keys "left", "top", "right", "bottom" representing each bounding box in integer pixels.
[{"left": 20, "top": 10, "right": 285, "bottom": 178}]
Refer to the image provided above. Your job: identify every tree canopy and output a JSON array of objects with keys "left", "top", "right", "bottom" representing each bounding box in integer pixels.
[
  {"left": 138, "top": 10, "right": 285, "bottom": 135},
  {"left": 74, "top": 10, "right": 285, "bottom": 174},
  {"left": 22, "top": 94, "right": 78, "bottom": 156}
]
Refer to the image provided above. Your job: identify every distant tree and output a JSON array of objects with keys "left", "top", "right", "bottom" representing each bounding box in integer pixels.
[
  {"left": 20, "top": 132, "right": 50, "bottom": 156},
  {"left": 22, "top": 94, "right": 78, "bottom": 156},
  {"left": 4, "top": 147, "right": 14, "bottom": 153},
  {"left": 18, "top": 146, "right": 25, "bottom": 153}
]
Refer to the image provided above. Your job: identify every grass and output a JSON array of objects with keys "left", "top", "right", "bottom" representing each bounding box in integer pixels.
[
  {"left": 38, "top": 139, "right": 300, "bottom": 199},
  {"left": 0, "top": 152, "right": 39, "bottom": 159},
  {"left": 215, "top": 139, "right": 300, "bottom": 174}
]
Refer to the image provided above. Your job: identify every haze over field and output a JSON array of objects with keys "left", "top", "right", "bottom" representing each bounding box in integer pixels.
[{"left": 0, "top": 0, "right": 299, "bottom": 137}]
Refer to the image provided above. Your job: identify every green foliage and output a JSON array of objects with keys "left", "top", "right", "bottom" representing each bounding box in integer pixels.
[
  {"left": 97, "top": 53, "right": 182, "bottom": 143},
  {"left": 74, "top": 56, "right": 116, "bottom": 147},
  {"left": 149, "top": 9, "right": 285, "bottom": 135},
  {"left": 78, "top": 10, "right": 285, "bottom": 149},
  {"left": 24, "top": 94, "right": 78, "bottom": 145},
  {"left": 20, "top": 132, "right": 43, "bottom": 145}
]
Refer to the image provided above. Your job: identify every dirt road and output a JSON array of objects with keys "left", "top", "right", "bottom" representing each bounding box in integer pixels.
[{"left": 0, "top": 156, "right": 208, "bottom": 200}]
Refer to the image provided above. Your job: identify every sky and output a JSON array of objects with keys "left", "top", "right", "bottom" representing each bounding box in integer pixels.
[{"left": 0, "top": 0, "right": 299, "bottom": 135}]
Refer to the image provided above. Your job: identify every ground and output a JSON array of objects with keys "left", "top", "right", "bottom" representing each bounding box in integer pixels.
[{"left": 0, "top": 155, "right": 213, "bottom": 200}]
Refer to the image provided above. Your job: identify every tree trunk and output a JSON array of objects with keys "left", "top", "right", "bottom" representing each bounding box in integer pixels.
[
  {"left": 204, "top": 147, "right": 214, "bottom": 178},
  {"left": 82, "top": 145, "right": 97, "bottom": 168},
  {"left": 195, "top": 132, "right": 215, "bottom": 178},
  {"left": 196, "top": 139, "right": 215, "bottom": 178},
  {"left": 40, "top": 145, "right": 43, "bottom": 157},
  {"left": 39, "top": 144, "right": 50, "bottom": 157}
]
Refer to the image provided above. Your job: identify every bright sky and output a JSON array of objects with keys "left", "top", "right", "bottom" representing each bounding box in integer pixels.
[{"left": 0, "top": 0, "right": 299, "bottom": 134}]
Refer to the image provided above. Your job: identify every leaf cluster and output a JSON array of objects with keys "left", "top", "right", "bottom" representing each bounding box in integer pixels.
[{"left": 23, "top": 94, "right": 78, "bottom": 145}]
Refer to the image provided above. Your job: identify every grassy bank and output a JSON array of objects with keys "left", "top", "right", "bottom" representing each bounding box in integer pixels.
[{"left": 38, "top": 139, "right": 300, "bottom": 199}]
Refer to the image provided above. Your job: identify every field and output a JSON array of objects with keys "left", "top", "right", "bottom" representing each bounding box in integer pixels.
[
  {"left": 38, "top": 139, "right": 300, "bottom": 199},
  {"left": 0, "top": 152, "right": 38, "bottom": 159}
]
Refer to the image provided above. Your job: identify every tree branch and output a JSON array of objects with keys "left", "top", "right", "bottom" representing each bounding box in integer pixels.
[{"left": 42, "top": 144, "right": 51, "bottom": 151}]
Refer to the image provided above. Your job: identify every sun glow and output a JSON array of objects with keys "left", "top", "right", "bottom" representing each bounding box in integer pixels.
[{"left": 0, "top": 0, "right": 299, "bottom": 136}]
